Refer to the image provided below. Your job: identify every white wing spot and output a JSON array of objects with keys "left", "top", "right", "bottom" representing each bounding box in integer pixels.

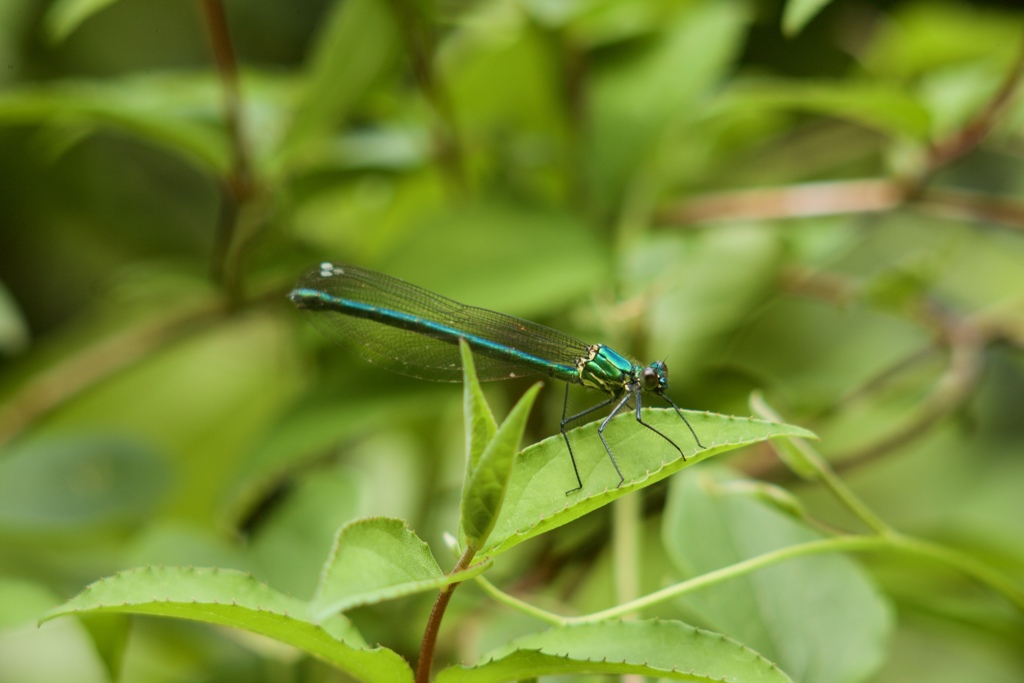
[{"left": 319, "top": 262, "right": 341, "bottom": 278}]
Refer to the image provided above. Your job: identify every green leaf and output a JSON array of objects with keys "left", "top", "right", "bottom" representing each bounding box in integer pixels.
[
  {"left": 720, "top": 79, "right": 932, "bottom": 139},
  {"left": 782, "top": 0, "right": 835, "bottom": 36},
  {"left": 862, "top": 2, "right": 1023, "bottom": 79},
  {"left": 461, "top": 339, "right": 496, "bottom": 480},
  {"left": 43, "top": 0, "right": 123, "bottom": 42},
  {"left": 436, "top": 619, "right": 793, "bottom": 683},
  {"left": 479, "top": 410, "right": 815, "bottom": 556},
  {"left": 279, "top": 0, "right": 399, "bottom": 165},
  {"left": 663, "top": 468, "right": 893, "bottom": 683},
  {"left": 461, "top": 382, "right": 542, "bottom": 548},
  {"left": 311, "top": 517, "right": 491, "bottom": 619},
  {"left": 41, "top": 566, "right": 413, "bottom": 683}
]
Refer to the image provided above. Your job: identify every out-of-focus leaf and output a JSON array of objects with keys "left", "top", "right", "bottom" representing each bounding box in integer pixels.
[
  {"left": 629, "top": 226, "right": 783, "bottom": 383},
  {"left": 863, "top": 2, "right": 1022, "bottom": 79},
  {"left": 570, "top": 0, "right": 669, "bottom": 47},
  {"left": 278, "top": 0, "right": 399, "bottom": 167},
  {"left": 719, "top": 79, "right": 932, "bottom": 139},
  {"left": 727, "top": 295, "right": 929, "bottom": 409},
  {"left": 378, "top": 203, "right": 608, "bottom": 319},
  {"left": 589, "top": 2, "right": 748, "bottom": 218},
  {"left": 76, "top": 614, "right": 129, "bottom": 682},
  {"left": 0, "top": 578, "right": 58, "bottom": 629},
  {"left": 0, "top": 435, "right": 169, "bottom": 534},
  {"left": 664, "top": 467, "right": 893, "bottom": 683},
  {"left": 43, "top": 313, "right": 305, "bottom": 520},
  {"left": 0, "top": 76, "right": 229, "bottom": 173},
  {"left": 221, "top": 393, "right": 435, "bottom": 529},
  {"left": 782, "top": 0, "right": 835, "bottom": 36},
  {"left": 43, "top": 0, "right": 123, "bottom": 42},
  {"left": 247, "top": 469, "right": 361, "bottom": 599},
  {"left": 437, "top": 619, "right": 794, "bottom": 683}
]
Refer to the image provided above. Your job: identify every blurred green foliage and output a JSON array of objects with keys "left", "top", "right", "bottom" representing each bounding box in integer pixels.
[{"left": 1, "top": 0, "right": 1023, "bottom": 681}]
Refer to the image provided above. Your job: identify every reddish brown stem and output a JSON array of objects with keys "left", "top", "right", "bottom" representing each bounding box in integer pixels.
[
  {"left": 415, "top": 547, "right": 476, "bottom": 683},
  {"left": 197, "top": 0, "right": 255, "bottom": 299}
]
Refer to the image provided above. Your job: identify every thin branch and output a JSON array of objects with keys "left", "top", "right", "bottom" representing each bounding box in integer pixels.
[
  {"left": 914, "top": 188, "right": 1024, "bottom": 232},
  {"left": 656, "top": 178, "right": 907, "bottom": 225},
  {"left": 197, "top": 0, "right": 256, "bottom": 300},
  {"left": 565, "top": 533, "right": 1024, "bottom": 624},
  {"left": 926, "top": 26, "right": 1024, "bottom": 170},
  {"left": 556, "top": 27, "right": 588, "bottom": 208},
  {"left": 655, "top": 30, "right": 1024, "bottom": 231}
]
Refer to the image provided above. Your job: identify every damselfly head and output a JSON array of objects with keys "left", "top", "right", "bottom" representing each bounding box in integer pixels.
[{"left": 641, "top": 360, "right": 669, "bottom": 392}]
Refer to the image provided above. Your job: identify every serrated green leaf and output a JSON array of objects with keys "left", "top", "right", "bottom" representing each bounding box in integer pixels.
[
  {"left": 461, "top": 339, "right": 497, "bottom": 480},
  {"left": 436, "top": 619, "right": 793, "bottom": 683},
  {"left": 782, "top": 0, "right": 835, "bottom": 36},
  {"left": 44, "top": 0, "right": 123, "bottom": 42},
  {"left": 479, "top": 410, "right": 816, "bottom": 556},
  {"left": 461, "top": 383, "right": 542, "bottom": 548},
  {"left": 41, "top": 566, "right": 413, "bottom": 683},
  {"left": 311, "top": 517, "right": 491, "bottom": 619},
  {"left": 664, "top": 469, "right": 893, "bottom": 683}
]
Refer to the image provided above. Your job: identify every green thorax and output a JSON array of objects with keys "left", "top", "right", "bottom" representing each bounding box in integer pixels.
[{"left": 576, "top": 344, "right": 639, "bottom": 393}]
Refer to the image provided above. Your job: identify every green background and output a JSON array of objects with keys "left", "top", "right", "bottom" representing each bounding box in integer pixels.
[{"left": 1, "top": 0, "right": 1022, "bottom": 681}]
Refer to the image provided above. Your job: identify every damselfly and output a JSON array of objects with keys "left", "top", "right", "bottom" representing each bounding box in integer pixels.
[{"left": 289, "top": 262, "right": 704, "bottom": 492}]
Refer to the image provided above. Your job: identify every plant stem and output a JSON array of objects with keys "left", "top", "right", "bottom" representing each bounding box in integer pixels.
[
  {"left": 567, "top": 536, "right": 888, "bottom": 624},
  {"left": 473, "top": 575, "right": 564, "bottom": 625},
  {"left": 568, "top": 533, "right": 1024, "bottom": 623},
  {"left": 477, "top": 530, "right": 1024, "bottom": 626},
  {"left": 197, "top": 0, "right": 255, "bottom": 302},
  {"left": 613, "top": 493, "right": 641, "bottom": 612},
  {"left": 416, "top": 546, "right": 476, "bottom": 683}
]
